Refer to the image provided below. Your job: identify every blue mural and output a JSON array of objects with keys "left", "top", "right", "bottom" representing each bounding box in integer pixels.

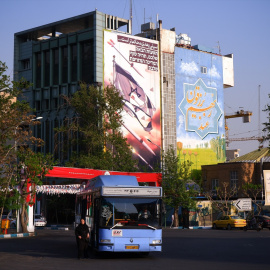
[
  {"left": 179, "top": 78, "right": 222, "bottom": 139},
  {"left": 175, "top": 47, "right": 226, "bottom": 164}
]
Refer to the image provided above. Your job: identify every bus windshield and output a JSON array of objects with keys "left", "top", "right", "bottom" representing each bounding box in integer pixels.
[{"left": 100, "top": 197, "right": 162, "bottom": 229}]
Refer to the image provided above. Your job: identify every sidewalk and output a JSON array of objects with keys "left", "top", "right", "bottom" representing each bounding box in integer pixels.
[{"left": 0, "top": 225, "right": 72, "bottom": 239}]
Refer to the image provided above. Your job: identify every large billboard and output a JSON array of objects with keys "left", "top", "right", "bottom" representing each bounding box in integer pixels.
[
  {"left": 175, "top": 47, "right": 226, "bottom": 168},
  {"left": 104, "top": 31, "right": 161, "bottom": 170}
]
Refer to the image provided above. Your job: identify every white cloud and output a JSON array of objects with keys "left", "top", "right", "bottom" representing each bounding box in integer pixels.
[
  {"left": 180, "top": 61, "right": 199, "bottom": 76},
  {"left": 208, "top": 81, "right": 217, "bottom": 88},
  {"left": 208, "top": 65, "right": 221, "bottom": 79},
  {"left": 177, "top": 115, "right": 185, "bottom": 134}
]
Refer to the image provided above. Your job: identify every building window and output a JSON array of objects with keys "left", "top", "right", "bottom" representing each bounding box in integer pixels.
[
  {"left": 211, "top": 179, "right": 219, "bottom": 190},
  {"left": 54, "top": 119, "right": 59, "bottom": 160},
  {"left": 35, "top": 53, "right": 41, "bottom": 88},
  {"left": 43, "top": 99, "right": 49, "bottom": 110},
  {"left": 81, "top": 40, "right": 94, "bottom": 84},
  {"left": 52, "top": 98, "right": 58, "bottom": 110},
  {"left": 201, "top": 66, "right": 207, "bottom": 74},
  {"left": 45, "top": 120, "right": 50, "bottom": 154},
  {"left": 44, "top": 50, "right": 50, "bottom": 87},
  {"left": 21, "top": 59, "right": 30, "bottom": 70},
  {"left": 62, "top": 46, "right": 68, "bottom": 84},
  {"left": 35, "top": 100, "right": 41, "bottom": 111},
  {"left": 71, "top": 44, "right": 77, "bottom": 82},
  {"left": 53, "top": 48, "right": 59, "bottom": 85},
  {"left": 230, "top": 171, "right": 238, "bottom": 194}
]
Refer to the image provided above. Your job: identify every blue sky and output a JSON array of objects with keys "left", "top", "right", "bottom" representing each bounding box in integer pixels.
[{"left": 1, "top": 0, "right": 269, "bottom": 155}]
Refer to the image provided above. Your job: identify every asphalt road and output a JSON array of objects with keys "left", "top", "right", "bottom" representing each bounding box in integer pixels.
[{"left": 0, "top": 228, "right": 270, "bottom": 270}]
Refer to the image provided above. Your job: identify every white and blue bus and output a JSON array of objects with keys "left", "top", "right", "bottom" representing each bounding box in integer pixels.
[{"left": 75, "top": 175, "right": 163, "bottom": 253}]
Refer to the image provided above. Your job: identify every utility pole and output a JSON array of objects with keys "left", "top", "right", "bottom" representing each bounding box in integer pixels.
[
  {"left": 130, "top": 0, "right": 132, "bottom": 34},
  {"left": 258, "top": 85, "right": 261, "bottom": 146}
]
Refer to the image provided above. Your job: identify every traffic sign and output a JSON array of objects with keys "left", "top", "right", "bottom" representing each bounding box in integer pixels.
[{"left": 234, "top": 198, "right": 252, "bottom": 211}]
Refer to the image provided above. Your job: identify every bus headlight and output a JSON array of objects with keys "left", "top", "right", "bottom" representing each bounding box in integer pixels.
[
  {"left": 100, "top": 239, "right": 111, "bottom": 243},
  {"left": 152, "top": 240, "right": 161, "bottom": 244}
]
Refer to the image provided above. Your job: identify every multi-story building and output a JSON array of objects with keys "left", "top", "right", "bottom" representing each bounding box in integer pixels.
[
  {"left": 14, "top": 11, "right": 131, "bottom": 164},
  {"left": 14, "top": 10, "right": 234, "bottom": 171}
]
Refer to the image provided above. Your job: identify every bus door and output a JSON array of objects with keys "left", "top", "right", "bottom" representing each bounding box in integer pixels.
[{"left": 93, "top": 197, "right": 101, "bottom": 249}]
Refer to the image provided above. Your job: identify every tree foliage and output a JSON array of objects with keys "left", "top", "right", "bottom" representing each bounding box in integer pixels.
[
  {"left": 0, "top": 61, "right": 54, "bottom": 233},
  {"left": 56, "top": 83, "right": 138, "bottom": 172},
  {"left": 242, "top": 182, "right": 263, "bottom": 214},
  {"left": 161, "top": 145, "right": 197, "bottom": 227},
  {"left": 204, "top": 182, "right": 238, "bottom": 215},
  {"left": 263, "top": 98, "right": 270, "bottom": 147}
]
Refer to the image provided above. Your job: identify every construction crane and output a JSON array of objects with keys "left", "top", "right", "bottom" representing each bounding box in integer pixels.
[
  {"left": 225, "top": 110, "right": 253, "bottom": 147},
  {"left": 228, "top": 136, "right": 263, "bottom": 142}
]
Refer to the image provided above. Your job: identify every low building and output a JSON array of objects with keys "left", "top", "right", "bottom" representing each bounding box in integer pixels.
[{"left": 202, "top": 148, "right": 270, "bottom": 199}]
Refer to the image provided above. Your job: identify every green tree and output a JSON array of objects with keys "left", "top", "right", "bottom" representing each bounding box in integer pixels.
[
  {"left": 56, "top": 83, "right": 137, "bottom": 172},
  {"left": 162, "top": 145, "right": 197, "bottom": 227},
  {"left": 204, "top": 182, "right": 238, "bottom": 216},
  {"left": 17, "top": 150, "right": 54, "bottom": 232},
  {"left": 242, "top": 183, "right": 263, "bottom": 214},
  {"left": 0, "top": 61, "right": 54, "bottom": 233}
]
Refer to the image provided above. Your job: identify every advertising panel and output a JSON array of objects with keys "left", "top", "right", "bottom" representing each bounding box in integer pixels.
[
  {"left": 263, "top": 170, "right": 270, "bottom": 205},
  {"left": 104, "top": 31, "right": 160, "bottom": 170},
  {"left": 175, "top": 47, "right": 226, "bottom": 168}
]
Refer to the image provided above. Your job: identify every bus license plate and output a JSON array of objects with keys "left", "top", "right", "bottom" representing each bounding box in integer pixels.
[{"left": 125, "top": 245, "right": 139, "bottom": 250}]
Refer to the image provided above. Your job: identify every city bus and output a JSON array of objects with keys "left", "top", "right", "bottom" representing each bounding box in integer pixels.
[{"left": 75, "top": 175, "right": 163, "bottom": 253}]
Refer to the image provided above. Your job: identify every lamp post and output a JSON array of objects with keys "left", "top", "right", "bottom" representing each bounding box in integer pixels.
[
  {"left": 0, "top": 87, "right": 9, "bottom": 92},
  {"left": 16, "top": 116, "right": 43, "bottom": 233}
]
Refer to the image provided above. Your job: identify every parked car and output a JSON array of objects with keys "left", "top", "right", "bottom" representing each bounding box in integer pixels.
[
  {"left": 254, "top": 215, "right": 270, "bottom": 230},
  {"left": 34, "top": 215, "right": 47, "bottom": 227},
  {"left": 212, "top": 215, "right": 246, "bottom": 230}
]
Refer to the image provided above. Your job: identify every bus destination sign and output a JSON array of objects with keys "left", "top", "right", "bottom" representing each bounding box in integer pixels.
[{"left": 102, "top": 187, "right": 161, "bottom": 196}]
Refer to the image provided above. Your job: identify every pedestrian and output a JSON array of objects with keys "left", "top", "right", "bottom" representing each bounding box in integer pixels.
[
  {"left": 170, "top": 214, "right": 174, "bottom": 228},
  {"left": 75, "top": 218, "right": 90, "bottom": 259}
]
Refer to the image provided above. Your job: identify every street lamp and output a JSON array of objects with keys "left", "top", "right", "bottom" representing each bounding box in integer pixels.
[
  {"left": 0, "top": 87, "right": 9, "bottom": 92},
  {"left": 15, "top": 116, "right": 43, "bottom": 233}
]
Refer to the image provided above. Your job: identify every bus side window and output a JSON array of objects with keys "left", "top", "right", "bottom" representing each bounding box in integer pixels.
[
  {"left": 87, "top": 195, "right": 93, "bottom": 216},
  {"left": 94, "top": 198, "right": 100, "bottom": 226}
]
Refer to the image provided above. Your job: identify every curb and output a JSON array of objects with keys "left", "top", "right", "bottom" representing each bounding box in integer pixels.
[
  {"left": 168, "top": 226, "right": 212, "bottom": 230},
  {"left": 0, "top": 226, "right": 70, "bottom": 238},
  {"left": 0, "top": 232, "right": 36, "bottom": 239},
  {"left": 189, "top": 226, "right": 212, "bottom": 230},
  {"left": 37, "top": 225, "right": 70, "bottom": 231}
]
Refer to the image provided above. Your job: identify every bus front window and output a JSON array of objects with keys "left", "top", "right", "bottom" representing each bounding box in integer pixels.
[{"left": 99, "top": 198, "right": 162, "bottom": 229}]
